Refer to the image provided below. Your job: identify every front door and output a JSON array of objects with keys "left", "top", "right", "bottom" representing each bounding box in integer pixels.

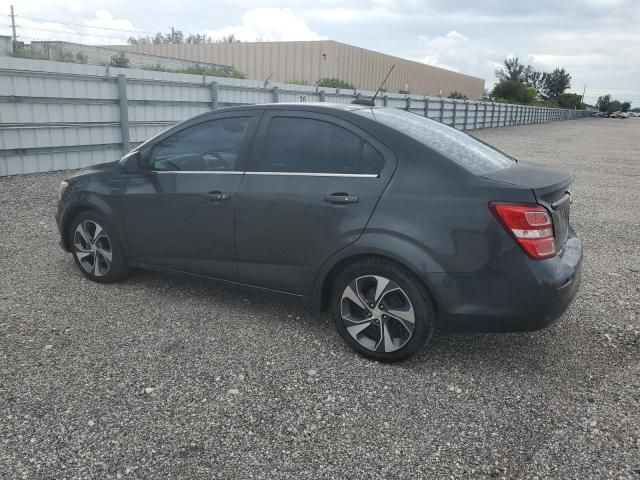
[
  {"left": 123, "top": 111, "right": 261, "bottom": 280},
  {"left": 235, "top": 111, "right": 396, "bottom": 294}
]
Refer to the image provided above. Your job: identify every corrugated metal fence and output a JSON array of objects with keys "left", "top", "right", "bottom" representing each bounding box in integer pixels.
[{"left": 0, "top": 57, "right": 590, "bottom": 176}]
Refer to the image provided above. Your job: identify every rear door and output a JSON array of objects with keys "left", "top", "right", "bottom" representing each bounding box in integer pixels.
[{"left": 235, "top": 110, "right": 397, "bottom": 294}]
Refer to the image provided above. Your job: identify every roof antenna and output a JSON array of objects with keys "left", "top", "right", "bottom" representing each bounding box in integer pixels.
[
  {"left": 263, "top": 73, "right": 273, "bottom": 88},
  {"left": 352, "top": 64, "right": 395, "bottom": 106}
]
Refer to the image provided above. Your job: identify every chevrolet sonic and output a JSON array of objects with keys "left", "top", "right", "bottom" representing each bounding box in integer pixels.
[{"left": 56, "top": 103, "right": 582, "bottom": 361}]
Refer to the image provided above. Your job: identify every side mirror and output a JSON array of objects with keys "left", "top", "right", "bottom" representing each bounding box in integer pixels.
[{"left": 121, "top": 151, "right": 141, "bottom": 173}]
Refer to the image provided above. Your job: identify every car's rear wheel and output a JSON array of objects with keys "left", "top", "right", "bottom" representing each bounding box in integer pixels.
[
  {"left": 332, "top": 258, "right": 436, "bottom": 362},
  {"left": 69, "top": 211, "right": 130, "bottom": 283}
]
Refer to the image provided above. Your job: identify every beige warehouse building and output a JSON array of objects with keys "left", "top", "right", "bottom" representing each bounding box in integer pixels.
[{"left": 116, "top": 40, "right": 485, "bottom": 99}]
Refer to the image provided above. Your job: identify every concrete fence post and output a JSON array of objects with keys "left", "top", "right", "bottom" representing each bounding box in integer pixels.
[
  {"left": 490, "top": 102, "right": 496, "bottom": 127},
  {"left": 117, "top": 74, "right": 130, "bottom": 154},
  {"left": 463, "top": 101, "right": 469, "bottom": 130},
  {"left": 440, "top": 98, "right": 445, "bottom": 123},
  {"left": 473, "top": 101, "right": 479, "bottom": 129},
  {"left": 210, "top": 81, "right": 219, "bottom": 110},
  {"left": 483, "top": 102, "right": 488, "bottom": 128},
  {"left": 272, "top": 86, "right": 280, "bottom": 103},
  {"left": 383, "top": 95, "right": 388, "bottom": 107},
  {"left": 405, "top": 96, "right": 411, "bottom": 112},
  {"left": 452, "top": 100, "right": 458, "bottom": 127},
  {"left": 319, "top": 90, "right": 326, "bottom": 102},
  {"left": 424, "top": 97, "right": 429, "bottom": 118}
]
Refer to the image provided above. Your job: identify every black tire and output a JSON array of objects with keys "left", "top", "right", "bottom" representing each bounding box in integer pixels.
[
  {"left": 331, "top": 257, "right": 436, "bottom": 362},
  {"left": 68, "top": 211, "right": 131, "bottom": 283}
]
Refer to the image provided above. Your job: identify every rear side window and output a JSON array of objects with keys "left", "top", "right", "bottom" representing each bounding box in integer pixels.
[
  {"left": 359, "top": 143, "right": 385, "bottom": 175},
  {"left": 150, "top": 117, "right": 250, "bottom": 172},
  {"left": 256, "top": 116, "right": 384, "bottom": 175},
  {"left": 354, "top": 108, "right": 514, "bottom": 174}
]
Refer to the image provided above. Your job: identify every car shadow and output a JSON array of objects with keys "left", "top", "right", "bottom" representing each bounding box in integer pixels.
[{"left": 114, "top": 268, "right": 563, "bottom": 370}]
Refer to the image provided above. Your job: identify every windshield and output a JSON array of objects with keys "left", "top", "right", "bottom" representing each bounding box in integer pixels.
[{"left": 354, "top": 108, "right": 515, "bottom": 174}]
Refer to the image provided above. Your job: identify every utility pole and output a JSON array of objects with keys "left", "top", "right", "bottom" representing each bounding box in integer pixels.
[
  {"left": 581, "top": 84, "right": 587, "bottom": 109},
  {"left": 10, "top": 5, "right": 17, "bottom": 53},
  {"left": 171, "top": 26, "right": 175, "bottom": 43}
]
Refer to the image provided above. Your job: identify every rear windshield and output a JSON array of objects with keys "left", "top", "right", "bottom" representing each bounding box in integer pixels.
[{"left": 354, "top": 108, "right": 515, "bottom": 174}]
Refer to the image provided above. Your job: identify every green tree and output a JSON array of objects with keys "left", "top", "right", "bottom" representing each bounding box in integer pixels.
[
  {"left": 557, "top": 93, "right": 583, "bottom": 109},
  {"left": 109, "top": 51, "right": 130, "bottom": 68},
  {"left": 620, "top": 101, "right": 631, "bottom": 112},
  {"left": 447, "top": 91, "right": 468, "bottom": 100},
  {"left": 609, "top": 100, "right": 622, "bottom": 112},
  {"left": 491, "top": 79, "right": 537, "bottom": 104},
  {"left": 317, "top": 77, "right": 355, "bottom": 90},
  {"left": 129, "top": 29, "right": 214, "bottom": 45},
  {"left": 525, "top": 69, "right": 544, "bottom": 89},
  {"left": 186, "top": 33, "right": 212, "bottom": 44},
  {"left": 495, "top": 57, "right": 527, "bottom": 83},
  {"left": 541, "top": 68, "right": 571, "bottom": 99},
  {"left": 217, "top": 34, "right": 240, "bottom": 43},
  {"left": 596, "top": 94, "right": 612, "bottom": 112}
]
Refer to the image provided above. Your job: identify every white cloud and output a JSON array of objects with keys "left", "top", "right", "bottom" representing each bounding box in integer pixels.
[
  {"left": 84, "top": 10, "right": 138, "bottom": 41},
  {"left": 206, "top": 8, "right": 326, "bottom": 42},
  {"left": 415, "top": 31, "right": 504, "bottom": 81}
]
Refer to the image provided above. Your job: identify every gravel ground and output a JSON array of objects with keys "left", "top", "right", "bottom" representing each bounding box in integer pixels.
[{"left": 1, "top": 117, "right": 639, "bottom": 479}]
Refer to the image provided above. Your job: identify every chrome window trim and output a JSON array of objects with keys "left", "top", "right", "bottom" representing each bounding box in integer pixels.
[
  {"left": 149, "top": 170, "right": 243, "bottom": 174},
  {"left": 147, "top": 171, "right": 379, "bottom": 178},
  {"left": 244, "top": 171, "right": 379, "bottom": 178}
]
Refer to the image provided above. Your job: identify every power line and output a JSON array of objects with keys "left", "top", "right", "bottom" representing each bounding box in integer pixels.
[
  {"left": 14, "top": 24, "right": 132, "bottom": 42},
  {"left": 15, "top": 14, "right": 157, "bottom": 36}
]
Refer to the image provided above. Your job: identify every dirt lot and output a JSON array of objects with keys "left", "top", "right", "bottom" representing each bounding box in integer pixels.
[{"left": 1, "top": 117, "right": 639, "bottom": 479}]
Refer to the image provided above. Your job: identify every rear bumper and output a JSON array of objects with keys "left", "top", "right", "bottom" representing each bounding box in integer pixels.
[{"left": 429, "top": 226, "right": 583, "bottom": 332}]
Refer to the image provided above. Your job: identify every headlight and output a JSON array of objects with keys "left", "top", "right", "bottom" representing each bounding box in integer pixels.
[{"left": 58, "top": 181, "right": 69, "bottom": 200}]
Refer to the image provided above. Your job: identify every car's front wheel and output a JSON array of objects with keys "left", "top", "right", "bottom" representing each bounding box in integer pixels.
[
  {"left": 332, "top": 258, "right": 436, "bottom": 362},
  {"left": 69, "top": 211, "right": 130, "bottom": 283}
]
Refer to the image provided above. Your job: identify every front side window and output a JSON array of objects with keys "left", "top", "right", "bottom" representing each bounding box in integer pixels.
[
  {"left": 354, "top": 108, "right": 514, "bottom": 174},
  {"left": 256, "top": 117, "right": 383, "bottom": 175},
  {"left": 150, "top": 117, "right": 250, "bottom": 172}
]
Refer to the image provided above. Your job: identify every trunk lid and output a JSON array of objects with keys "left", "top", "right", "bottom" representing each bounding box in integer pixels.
[{"left": 481, "top": 161, "right": 574, "bottom": 249}]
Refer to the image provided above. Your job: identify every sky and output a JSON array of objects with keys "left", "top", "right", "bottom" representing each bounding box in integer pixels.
[{"left": 2, "top": 0, "right": 639, "bottom": 105}]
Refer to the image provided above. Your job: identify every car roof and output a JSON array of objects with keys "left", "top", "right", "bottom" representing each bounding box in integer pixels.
[{"left": 210, "top": 102, "right": 377, "bottom": 114}]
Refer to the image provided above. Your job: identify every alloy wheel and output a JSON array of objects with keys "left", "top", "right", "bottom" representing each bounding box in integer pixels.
[
  {"left": 340, "top": 275, "right": 416, "bottom": 353},
  {"left": 73, "top": 220, "right": 112, "bottom": 277}
]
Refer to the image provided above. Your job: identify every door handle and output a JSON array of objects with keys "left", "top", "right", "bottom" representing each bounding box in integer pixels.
[
  {"left": 206, "top": 191, "right": 231, "bottom": 202},
  {"left": 324, "top": 193, "right": 359, "bottom": 205}
]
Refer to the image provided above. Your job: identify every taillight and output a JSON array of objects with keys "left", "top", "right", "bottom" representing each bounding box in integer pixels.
[{"left": 489, "top": 203, "right": 556, "bottom": 260}]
